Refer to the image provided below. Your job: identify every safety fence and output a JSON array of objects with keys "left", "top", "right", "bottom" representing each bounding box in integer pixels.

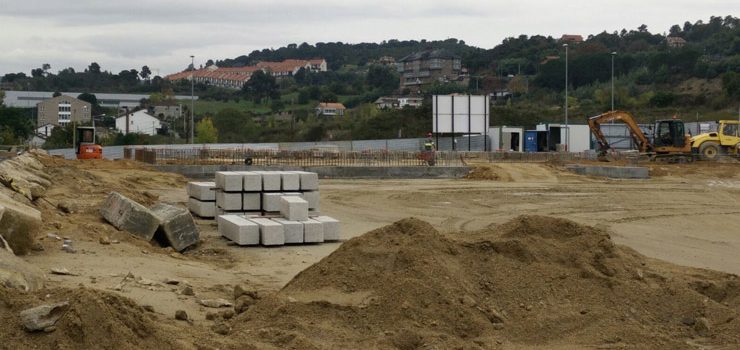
[{"left": 126, "top": 147, "right": 467, "bottom": 167}]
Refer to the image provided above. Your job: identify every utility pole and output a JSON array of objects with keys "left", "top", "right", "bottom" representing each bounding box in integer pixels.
[
  {"left": 611, "top": 52, "right": 617, "bottom": 111},
  {"left": 190, "top": 55, "right": 195, "bottom": 144},
  {"left": 563, "top": 43, "right": 569, "bottom": 152}
]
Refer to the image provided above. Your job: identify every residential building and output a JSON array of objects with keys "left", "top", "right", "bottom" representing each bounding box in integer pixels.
[
  {"left": 36, "top": 95, "right": 91, "bottom": 128},
  {"left": 399, "top": 96, "right": 423, "bottom": 108},
  {"left": 151, "top": 104, "right": 182, "bottom": 120},
  {"left": 165, "top": 58, "right": 327, "bottom": 89},
  {"left": 115, "top": 109, "right": 162, "bottom": 136},
  {"left": 559, "top": 34, "right": 584, "bottom": 43},
  {"left": 315, "top": 102, "right": 346, "bottom": 116},
  {"left": 374, "top": 96, "right": 423, "bottom": 109},
  {"left": 666, "top": 36, "right": 687, "bottom": 48},
  {"left": 3, "top": 90, "right": 194, "bottom": 109},
  {"left": 397, "top": 49, "right": 465, "bottom": 90}
]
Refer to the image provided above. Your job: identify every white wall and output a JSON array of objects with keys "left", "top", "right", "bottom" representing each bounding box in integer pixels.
[
  {"left": 488, "top": 126, "right": 524, "bottom": 151},
  {"left": 115, "top": 110, "right": 162, "bottom": 136}
]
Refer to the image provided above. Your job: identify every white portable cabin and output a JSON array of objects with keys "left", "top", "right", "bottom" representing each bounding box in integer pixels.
[
  {"left": 534, "top": 123, "right": 591, "bottom": 152},
  {"left": 489, "top": 126, "right": 525, "bottom": 152}
]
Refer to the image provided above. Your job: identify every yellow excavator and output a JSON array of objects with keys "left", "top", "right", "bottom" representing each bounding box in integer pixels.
[{"left": 587, "top": 110, "right": 692, "bottom": 162}]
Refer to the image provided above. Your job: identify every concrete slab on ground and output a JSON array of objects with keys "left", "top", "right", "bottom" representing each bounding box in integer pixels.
[
  {"left": 272, "top": 218, "right": 303, "bottom": 244},
  {"left": 302, "top": 218, "right": 324, "bottom": 243},
  {"left": 249, "top": 217, "right": 285, "bottom": 246},
  {"left": 151, "top": 203, "right": 200, "bottom": 251},
  {"left": 215, "top": 171, "right": 243, "bottom": 192},
  {"left": 313, "top": 216, "right": 340, "bottom": 241},
  {"left": 280, "top": 196, "right": 309, "bottom": 221},
  {"left": 99, "top": 192, "right": 160, "bottom": 241},
  {"left": 188, "top": 197, "right": 216, "bottom": 218}
]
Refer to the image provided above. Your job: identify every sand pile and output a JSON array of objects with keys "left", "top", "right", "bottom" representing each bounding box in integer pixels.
[
  {"left": 0, "top": 287, "right": 186, "bottom": 349},
  {"left": 465, "top": 165, "right": 501, "bottom": 180},
  {"left": 231, "top": 216, "right": 740, "bottom": 349}
]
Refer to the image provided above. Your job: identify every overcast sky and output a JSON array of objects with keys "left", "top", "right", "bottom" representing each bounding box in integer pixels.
[{"left": 0, "top": 0, "right": 736, "bottom": 76}]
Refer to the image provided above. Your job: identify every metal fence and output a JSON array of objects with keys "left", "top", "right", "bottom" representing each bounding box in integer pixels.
[{"left": 129, "top": 147, "right": 467, "bottom": 167}]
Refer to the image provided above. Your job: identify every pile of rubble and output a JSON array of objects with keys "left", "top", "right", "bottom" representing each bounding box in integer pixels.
[
  {"left": 187, "top": 171, "right": 340, "bottom": 246},
  {"left": 100, "top": 192, "right": 200, "bottom": 251}
]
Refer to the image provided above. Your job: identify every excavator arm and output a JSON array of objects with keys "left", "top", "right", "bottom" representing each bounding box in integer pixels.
[{"left": 587, "top": 110, "right": 653, "bottom": 154}]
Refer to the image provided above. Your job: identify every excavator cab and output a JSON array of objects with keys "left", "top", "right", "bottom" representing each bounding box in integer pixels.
[
  {"left": 653, "top": 120, "right": 686, "bottom": 149},
  {"left": 75, "top": 126, "right": 103, "bottom": 160}
]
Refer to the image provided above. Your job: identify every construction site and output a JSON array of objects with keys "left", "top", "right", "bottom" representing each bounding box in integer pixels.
[{"left": 1, "top": 143, "right": 739, "bottom": 349}]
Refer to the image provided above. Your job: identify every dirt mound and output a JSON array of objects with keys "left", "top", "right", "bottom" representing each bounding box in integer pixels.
[
  {"left": 465, "top": 165, "right": 501, "bottom": 180},
  {"left": 0, "top": 286, "right": 185, "bottom": 349},
  {"left": 230, "top": 216, "right": 740, "bottom": 349}
]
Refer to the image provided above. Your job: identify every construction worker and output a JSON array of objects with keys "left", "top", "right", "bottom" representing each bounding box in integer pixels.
[{"left": 424, "top": 132, "right": 435, "bottom": 151}]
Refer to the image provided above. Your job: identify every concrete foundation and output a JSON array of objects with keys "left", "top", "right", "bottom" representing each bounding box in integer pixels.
[
  {"left": 255, "top": 171, "right": 281, "bottom": 191},
  {"left": 157, "top": 165, "right": 470, "bottom": 179},
  {"left": 151, "top": 203, "right": 200, "bottom": 252},
  {"left": 218, "top": 215, "right": 259, "bottom": 245},
  {"left": 302, "top": 219, "right": 324, "bottom": 243},
  {"left": 249, "top": 218, "right": 285, "bottom": 246},
  {"left": 280, "top": 196, "right": 309, "bottom": 221},
  {"left": 296, "top": 171, "right": 319, "bottom": 190},
  {"left": 240, "top": 172, "right": 262, "bottom": 192},
  {"left": 302, "top": 191, "right": 320, "bottom": 211},
  {"left": 215, "top": 171, "right": 243, "bottom": 192},
  {"left": 187, "top": 182, "right": 216, "bottom": 201},
  {"left": 242, "top": 193, "right": 261, "bottom": 211},
  {"left": 188, "top": 197, "right": 216, "bottom": 218},
  {"left": 280, "top": 171, "right": 300, "bottom": 191},
  {"left": 100, "top": 192, "right": 160, "bottom": 241},
  {"left": 313, "top": 216, "right": 340, "bottom": 241},
  {"left": 272, "top": 218, "right": 303, "bottom": 244},
  {"left": 216, "top": 191, "right": 242, "bottom": 211},
  {"left": 565, "top": 165, "right": 649, "bottom": 179}
]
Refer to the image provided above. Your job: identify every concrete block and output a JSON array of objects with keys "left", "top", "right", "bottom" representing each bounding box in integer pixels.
[
  {"left": 242, "top": 193, "right": 261, "bottom": 211},
  {"left": 187, "top": 181, "right": 216, "bottom": 201},
  {"left": 249, "top": 218, "right": 285, "bottom": 246},
  {"left": 217, "top": 215, "right": 259, "bottom": 245},
  {"left": 261, "top": 192, "right": 302, "bottom": 212},
  {"left": 302, "top": 191, "right": 320, "bottom": 211},
  {"left": 188, "top": 197, "right": 216, "bottom": 218},
  {"left": 280, "top": 196, "right": 309, "bottom": 221},
  {"left": 254, "top": 171, "right": 281, "bottom": 191},
  {"left": 296, "top": 171, "right": 319, "bottom": 190},
  {"left": 313, "top": 216, "right": 340, "bottom": 241},
  {"left": 0, "top": 193, "right": 41, "bottom": 255},
  {"left": 100, "top": 192, "right": 160, "bottom": 241},
  {"left": 151, "top": 203, "right": 200, "bottom": 252},
  {"left": 272, "top": 218, "right": 303, "bottom": 244},
  {"left": 302, "top": 219, "right": 324, "bottom": 243},
  {"left": 280, "top": 171, "right": 301, "bottom": 191},
  {"left": 215, "top": 171, "right": 243, "bottom": 192},
  {"left": 216, "top": 191, "right": 242, "bottom": 211},
  {"left": 240, "top": 172, "right": 262, "bottom": 192}
]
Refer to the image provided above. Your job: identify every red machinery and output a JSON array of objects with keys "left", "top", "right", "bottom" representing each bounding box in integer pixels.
[{"left": 75, "top": 126, "right": 102, "bottom": 159}]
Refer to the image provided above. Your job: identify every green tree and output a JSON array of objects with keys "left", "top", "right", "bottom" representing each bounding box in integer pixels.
[
  {"left": 242, "top": 70, "right": 278, "bottom": 103},
  {"left": 0, "top": 107, "right": 34, "bottom": 144},
  {"left": 140, "top": 66, "right": 152, "bottom": 80},
  {"left": 366, "top": 65, "right": 399, "bottom": 92},
  {"left": 77, "top": 92, "right": 103, "bottom": 115},
  {"left": 722, "top": 71, "right": 740, "bottom": 99},
  {"left": 195, "top": 117, "right": 218, "bottom": 143}
]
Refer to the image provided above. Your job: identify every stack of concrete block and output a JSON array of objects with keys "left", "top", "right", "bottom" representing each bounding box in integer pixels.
[
  {"left": 207, "top": 170, "right": 339, "bottom": 247},
  {"left": 187, "top": 182, "right": 216, "bottom": 218}
]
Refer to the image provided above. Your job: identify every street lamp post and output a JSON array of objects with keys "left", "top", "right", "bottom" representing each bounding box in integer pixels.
[
  {"left": 563, "top": 43, "right": 569, "bottom": 152},
  {"left": 611, "top": 51, "right": 617, "bottom": 111},
  {"left": 190, "top": 55, "right": 195, "bottom": 144}
]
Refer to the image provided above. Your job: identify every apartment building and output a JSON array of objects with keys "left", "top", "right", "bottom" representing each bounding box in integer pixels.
[
  {"left": 36, "top": 95, "right": 91, "bottom": 127},
  {"left": 396, "top": 49, "right": 464, "bottom": 90}
]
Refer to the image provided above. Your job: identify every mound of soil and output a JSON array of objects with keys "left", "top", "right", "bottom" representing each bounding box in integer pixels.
[
  {"left": 231, "top": 216, "right": 740, "bottom": 349},
  {"left": 465, "top": 165, "right": 501, "bottom": 180},
  {"left": 0, "top": 287, "right": 183, "bottom": 349}
]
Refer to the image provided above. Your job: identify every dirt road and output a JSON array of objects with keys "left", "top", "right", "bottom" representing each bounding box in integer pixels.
[{"left": 23, "top": 160, "right": 740, "bottom": 327}]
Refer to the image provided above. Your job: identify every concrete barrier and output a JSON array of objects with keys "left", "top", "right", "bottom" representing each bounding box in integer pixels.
[
  {"left": 565, "top": 165, "right": 649, "bottom": 179},
  {"left": 154, "top": 165, "right": 470, "bottom": 179}
]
